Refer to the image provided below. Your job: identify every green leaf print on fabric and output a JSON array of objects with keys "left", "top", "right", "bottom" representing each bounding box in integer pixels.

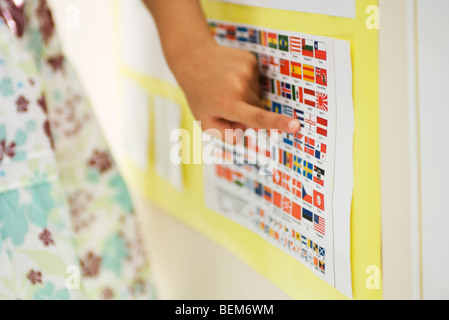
[
  {"left": 32, "top": 282, "right": 69, "bottom": 300},
  {"left": 0, "top": 77, "right": 14, "bottom": 97},
  {"left": 101, "top": 233, "right": 129, "bottom": 276},
  {"left": 0, "top": 191, "right": 29, "bottom": 247},
  {"left": 108, "top": 175, "right": 134, "bottom": 214},
  {"left": 28, "top": 182, "right": 54, "bottom": 228},
  {"left": 0, "top": 182, "right": 55, "bottom": 248}
]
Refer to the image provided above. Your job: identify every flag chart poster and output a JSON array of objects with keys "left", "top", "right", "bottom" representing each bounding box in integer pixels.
[{"left": 204, "top": 20, "right": 355, "bottom": 298}]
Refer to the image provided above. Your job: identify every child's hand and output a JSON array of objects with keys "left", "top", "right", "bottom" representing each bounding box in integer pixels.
[
  {"left": 171, "top": 42, "right": 301, "bottom": 144},
  {"left": 143, "top": 0, "right": 301, "bottom": 144}
]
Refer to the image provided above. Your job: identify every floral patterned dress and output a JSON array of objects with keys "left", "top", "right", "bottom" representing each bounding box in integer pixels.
[{"left": 0, "top": 0, "right": 155, "bottom": 300}]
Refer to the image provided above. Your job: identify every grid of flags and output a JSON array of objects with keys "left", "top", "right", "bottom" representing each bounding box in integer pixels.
[
  {"left": 209, "top": 20, "right": 332, "bottom": 276},
  {"left": 209, "top": 22, "right": 328, "bottom": 62},
  {"left": 255, "top": 210, "right": 326, "bottom": 271}
]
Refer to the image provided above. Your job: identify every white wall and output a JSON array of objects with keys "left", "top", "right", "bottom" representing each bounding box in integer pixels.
[{"left": 417, "top": 0, "right": 449, "bottom": 300}]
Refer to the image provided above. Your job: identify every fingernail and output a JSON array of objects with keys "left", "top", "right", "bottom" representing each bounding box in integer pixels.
[{"left": 288, "top": 119, "right": 301, "bottom": 132}]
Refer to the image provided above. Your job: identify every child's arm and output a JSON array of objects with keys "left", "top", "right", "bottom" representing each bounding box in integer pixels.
[{"left": 142, "top": 0, "right": 301, "bottom": 143}]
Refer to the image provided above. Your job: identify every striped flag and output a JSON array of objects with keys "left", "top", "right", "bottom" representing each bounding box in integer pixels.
[
  {"left": 271, "top": 79, "right": 281, "bottom": 96},
  {"left": 316, "top": 117, "right": 328, "bottom": 137},
  {"left": 290, "top": 36, "right": 302, "bottom": 54},
  {"left": 302, "top": 39, "right": 314, "bottom": 57},
  {"left": 303, "top": 64, "right": 315, "bottom": 83},
  {"left": 260, "top": 31, "right": 268, "bottom": 46},
  {"left": 292, "top": 85, "right": 303, "bottom": 103},
  {"left": 313, "top": 165, "right": 325, "bottom": 186},
  {"left": 304, "top": 88, "right": 316, "bottom": 108},
  {"left": 259, "top": 54, "right": 270, "bottom": 71},
  {"left": 314, "top": 41, "right": 327, "bottom": 60},
  {"left": 316, "top": 92, "right": 328, "bottom": 111},
  {"left": 268, "top": 32, "right": 278, "bottom": 49},
  {"left": 217, "top": 24, "right": 227, "bottom": 39},
  {"left": 291, "top": 61, "right": 302, "bottom": 79},
  {"left": 314, "top": 214, "right": 325, "bottom": 235},
  {"left": 282, "top": 104, "right": 294, "bottom": 117},
  {"left": 302, "top": 207, "right": 313, "bottom": 222},
  {"left": 294, "top": 109, "right": 305, "bottom": 127},
  {"left": 237, "top": 26, "right": 249, "bottom": 42}
]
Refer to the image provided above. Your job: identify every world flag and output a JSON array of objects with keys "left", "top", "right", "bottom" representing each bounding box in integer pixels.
[
  {"left": 259, "top": 54, "right": 270, "bottom": 71},
  {"left": 278, "top": 34, "right": 289, "bottom": 52},
  {"left": 294, "top": 109, "right": 305, "bottom": 127},
  {"left": 293, "top": 155, "right": 302, "bottom": 174},
  {"left": 282, "top": 196, "right": 292, "bottom": 215},
  {"left": 260, "top": 30, "right": 268, "bottom": 46},
  {"left": 292, "top": 85, "right": 303, "bottom": 103},
  {"left": 290, "top": 36, "right": 302, "bottom": 54},
  {"left": 313, "top": 166, "right": 325, "bottom": 186},
  {"left": 269, "top": 56, "right": 280, "bottom": 73},
  {"left": 316, "top": 117, "right": 328, "bottom": 137},
  {"left": 272, "top": 101, "right": 282, "bottom": 114},
  {"left": 283, "top": 150, "right": 293, "bottom": 169},
  {"left": 314, "top": 214, "right": 325, "bottom": 235},
  {"left": 237, "top": 26, "right": 249, "bottom": 42},
  {"left": 282, "top": 172, "right": 292, "bottom": 193},
  {"left": 273, "top": 169, "right": 283, "bottom": 187},
  {"left": 292, "top": 202, "right": 301, "bottom": 221},
  {"left": 271, "top": 79, "right": 281, "bottom": 95},
  {"left": 280, "top": 59, "right": 290, "bottom": 76},
  {"left": 291, "top": 61, "right": 302, "bottom": 79},
  {"left": 314, "top": 41, "right": 327, "bottom": 60},
  {"left": 315, "top": 142, "right": 327, "bottom": 161},
  {"left": 268, "top": 32, "right": 278, "bottom": 49},
  {"left": 226, "top": 25, "right": 236, "bottom": 40},
  {"left": 283, "top": 132, "right": 294, "bottom": 146},
  {"left": 282, "top": 104, "right": 294, "bottom": 117},
  {"left": 305, "top": 113, "right": 317, "bottom": 132},
  {"left": 313, "top": 190, "right": 325, "bottom": 211},
  {"left": 292, "top": 178, "right": 302, "bottom": 198},
  {"left": 316, "top": 92, "right": 328, "bottom": 111},
  {"left": 216, "top": 24, "right": 227, "bottom": 39},
  {"left": 316, "top": 68, "right": 328, "bottom": 86},
  {"left": 254, "top": 181, "right": 263, "bottom": 197},
  {"left": 264, "top": 186, "right": 273, "bottom": 202},
  {"left": 273, "top": 191, "right": 282, "bottom": 209},
  {"left": 281, "top": 83, "right": 293, "bottom": 101},
  {"left": 303, "top": 64, "right": 315, "bottom": 83},
  {"left": 304, "top": 137, "right": 315, "bottom": 156},
  {"left": 294, "top": 133, "right": 304, "bottom": 151},
  {"left": 249, "top": 29, "right": 260, "bottom": 44},
  {"left": 302, "top": 207, "right": 313, "bottom": 222},
  {"left": 302, "top": 185, "right": 313, "bottom": 205},
  {"left": 302, "top": 39, "right": 314, "bottom": 57},
  {"left": 304, "top": 88, "right": 316, "bottom": 108},
  {"left": 303, "top": 160, "right": 314, "bottom": 180}
]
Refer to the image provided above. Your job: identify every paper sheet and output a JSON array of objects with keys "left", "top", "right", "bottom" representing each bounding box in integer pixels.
[
  {"left": 212, "top": 0, "right": 356, "bottom": 18},
  {"left": 154, "top": 96, "right": 184, "bottom": 192},
  {"left": 204, "top": 20, "right": 354, "bottom": 298},
  {"left": 121, "top": 78, "right": 150, "bottom": 170}
]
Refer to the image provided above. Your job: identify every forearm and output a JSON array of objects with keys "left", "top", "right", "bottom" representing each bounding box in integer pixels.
[{"left": 142, "top": 0, "right": 215, "bottom": 72}]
